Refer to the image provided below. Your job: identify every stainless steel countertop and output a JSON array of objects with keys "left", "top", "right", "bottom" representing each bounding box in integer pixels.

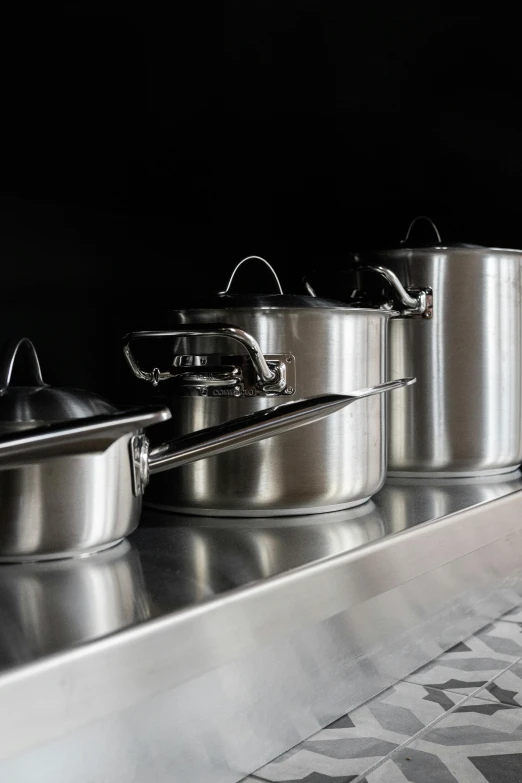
[
  {"left": 0, "top": 470, "right": 521, "bottom": 674},
  {"left": 1, "top": 471, "right": 522, "bottom": 777}
]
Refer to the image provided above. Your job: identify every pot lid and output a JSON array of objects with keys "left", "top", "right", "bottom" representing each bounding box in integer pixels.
[
  {"left": 189, "top": 256, "right": 347, "bottom": 309},
  {"left": 0, "top": 338, "right": 116, "bottom": 426},
  {"left": 369, "top": 216, "right": 499, "bottom": 252}
]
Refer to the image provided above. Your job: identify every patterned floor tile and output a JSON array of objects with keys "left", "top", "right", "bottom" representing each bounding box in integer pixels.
[
  {"left": 406, "top": 621, "right": 522, "bottom": 696},
  {"left": 364, "top": 699, "right": 522, "bottom": 782},
  {"left": 255, "top": 775, "right": 364, "bottom": 783},
  {"left": 253, "top": 682, "right": 467, "bottom": 782},
  {"left": 473, "top": 662, "right": 522, "bottom": 707},
  {"left": 501, "top": 607, "right": 522, "bottom": 624}
]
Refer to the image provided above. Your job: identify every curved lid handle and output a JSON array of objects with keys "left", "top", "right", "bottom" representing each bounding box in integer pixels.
[
  {"left": 220, "top": 256, "right": 284, "bottom": 295},
  {"left": 0, "top": 339, "right": 46, "bottom": 389},
  {"left": 400, "top": 216, "right": 442, "bottom": 247}
]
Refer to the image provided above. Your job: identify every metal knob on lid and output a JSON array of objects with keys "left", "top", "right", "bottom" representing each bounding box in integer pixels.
[{"left": 0, "top": 338, "right": 115, "bottom": 431}]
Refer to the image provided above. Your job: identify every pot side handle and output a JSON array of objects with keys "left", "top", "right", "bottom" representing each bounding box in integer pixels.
[
  {"left": 356, "top": 266, "right": 432, "bottom": 317},
  {"left": 122, "top": 326, "right": 283, "bottom": 390}
]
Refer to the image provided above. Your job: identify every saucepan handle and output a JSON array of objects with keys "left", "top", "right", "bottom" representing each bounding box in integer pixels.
[
  {"left": 0, "top": 382, "right": 415, "bottom": 497},
  {"left": 123, "top": 326, "right": 285, "bottom": 391},
  {"left": 147, "top": 378, "right": 416, "bottom": 475}
]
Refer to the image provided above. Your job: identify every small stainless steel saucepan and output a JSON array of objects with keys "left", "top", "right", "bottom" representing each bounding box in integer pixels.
[{"left": 0, "top": 339, "right": 413, "bottom": 561}]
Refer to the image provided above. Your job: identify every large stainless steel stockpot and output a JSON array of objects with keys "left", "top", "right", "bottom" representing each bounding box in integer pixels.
[
  {"left": 123, "top": 256, "right": 413, "bottom": 516},
  {"left": 0, "top": 338, "right": 390, "bottom": 560},
  {"left": 346, "top": 217, "right": 522, "bottom": 476}
]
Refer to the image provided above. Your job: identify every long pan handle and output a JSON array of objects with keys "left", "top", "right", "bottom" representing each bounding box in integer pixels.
[
  {"left": 148, "top": 378, "right": 415, "bottom": 474},
  {"left": 0, "top": 379, "right": 415, "bottom": 472}
]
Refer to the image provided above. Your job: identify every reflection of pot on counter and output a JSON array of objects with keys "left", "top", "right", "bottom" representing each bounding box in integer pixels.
[
  {"left": 375, "top": 470, "right": 522, "bottom": 533},
  {"left": 0, "top": 541, "right": 151, "bottom": 667},
  {"left": 138, "top": 501, "right": 386, "bottom": 604}
]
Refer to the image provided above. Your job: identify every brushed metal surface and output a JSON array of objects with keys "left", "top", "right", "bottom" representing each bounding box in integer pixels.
[
  {"left": 1, "top": 477, "right": 522, "bottom": 782},
  {"left": 0, "top": 434, "right": 142, "bottom": 561},
  {"left": 143, "top": 307, "right": 394, "bottom": 514},
  {"left": 363, "top": 247, "right": 522, "bottom": 475}
]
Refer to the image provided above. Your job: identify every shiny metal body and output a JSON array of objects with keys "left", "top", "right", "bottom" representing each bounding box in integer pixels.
[
  {"left": 133, "top": 307, "right": 397, "bottom": 515},
  {"left": 1, "top": 478, "right": 522, "bottom": 782},
  {"left": 356, "top": 244, "right": 522, "bottom": 476},
  {"left": 0, "top": 432, "right": 143, "bottom": 561},
  {"left": 0, "top": 392, "right": 373, "bottom": 560}
]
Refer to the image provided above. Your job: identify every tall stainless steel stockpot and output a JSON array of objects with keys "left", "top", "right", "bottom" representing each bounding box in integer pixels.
[
  {"left": 346, "top": 217, "right": 522, "bottom": 476},
  {"left": 123, "top": 257, "right": 413, "bottom": 516},
  {"left": 0, "top": 338, "right": 390, "bottom": 560}
]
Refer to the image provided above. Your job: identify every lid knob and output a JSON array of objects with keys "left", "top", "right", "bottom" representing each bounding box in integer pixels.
[
  {"left": 219, "top": 256, "right": 284, "bottom": 295},
  {"left": 0, "top": 339, "right": 46, "bottom": 389},
  {"left": 400, "top": 216, "right": 442, "bottom": 247}
]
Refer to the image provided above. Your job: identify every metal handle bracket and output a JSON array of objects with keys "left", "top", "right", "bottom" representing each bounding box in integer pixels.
[
  {"left": 122, "top": 327, "right": 293, "bottom": 395},
  {"left": 358, "top": 266, "right": 433, "bottom": 318}
]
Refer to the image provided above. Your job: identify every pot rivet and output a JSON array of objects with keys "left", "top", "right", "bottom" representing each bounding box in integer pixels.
[
  {"left": 286, "top": 356, "right": 293, "bottom": 363},
  {"left": 285, "top": 386, "right": 294, "bottom": 394}
]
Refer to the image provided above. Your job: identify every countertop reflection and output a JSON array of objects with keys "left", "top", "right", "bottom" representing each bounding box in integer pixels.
[{"left": 0, "top": 469, "right": 521, "bottom": 675}]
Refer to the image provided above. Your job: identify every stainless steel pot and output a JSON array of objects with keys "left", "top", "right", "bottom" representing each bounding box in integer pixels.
[
  {"left": 123, "top": 256, "right": 414, "bottom": 516},
  {"left": 342, "top": 217, "right": 522, "bottom": 477},
  {"left": 0, "top": 338, "right": 399, "bottom": 560}
]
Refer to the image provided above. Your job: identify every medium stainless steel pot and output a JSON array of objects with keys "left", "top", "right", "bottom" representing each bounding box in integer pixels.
[
  {"left": 0, "top": 338, "right": 399, "bottom": 560},
  {"left": 123, "top": 256, "right": 414, "bottom": 516},
  {"left": 343, "top": 217, "right": 522, "bottom": 477}
]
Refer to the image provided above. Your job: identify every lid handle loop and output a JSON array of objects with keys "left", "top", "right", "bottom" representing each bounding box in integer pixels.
[
  {"left": 0, "top": 339, "right": 46, "bottom": 389},
  {"left": 401, "top": 216, "right": 442, "bottom": 246},
  {"left": 220, "top": 256, "right": 284, "bottom": 295}
]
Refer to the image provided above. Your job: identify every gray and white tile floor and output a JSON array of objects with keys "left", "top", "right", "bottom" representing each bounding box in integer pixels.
[{"left": 246, "top": 611, "right": 522, "bottom": 782}]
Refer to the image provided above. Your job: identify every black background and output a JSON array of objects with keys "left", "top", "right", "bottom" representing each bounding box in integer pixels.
[{"left": 2, "top": 5, "right": 521, "bottom": 402}]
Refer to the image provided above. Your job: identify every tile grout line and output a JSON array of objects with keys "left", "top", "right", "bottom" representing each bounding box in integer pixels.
[
  {"left": 431, "top": 648, "right": 522, "bottom": 702},
  {"left": 499, "top": 614, "right": 522, "bottom": 624},
  {"left": 249, "top": 643, "right": 522, "bottom": 783},
  {"left": 349, "top": 650, "right": 522, "bottom": 783}
]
